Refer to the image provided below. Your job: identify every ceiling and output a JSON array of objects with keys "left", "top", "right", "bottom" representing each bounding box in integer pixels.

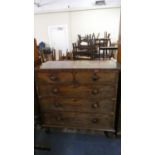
[{"left": 34, "top": 0, "right": 121, "bottom": 13}]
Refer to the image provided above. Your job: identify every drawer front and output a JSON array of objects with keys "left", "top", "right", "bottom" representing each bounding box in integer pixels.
[
  {"left": 75, "top": 70, "right": 118, "bottom": 84},
  {"left": 43, "top": 112, "right": 114, "bottom": 130},
  {"left": 39, "top": 97, "right": 116, "bottom": 113},
  {"left": 35, "top": 71, "right": 74, "bottom": 84},
  {"left": 35, "top": 70, "right": 118, "bottom": 85},
  {"left": 37, "top": 84, "right": 116, "bottom": 98}
]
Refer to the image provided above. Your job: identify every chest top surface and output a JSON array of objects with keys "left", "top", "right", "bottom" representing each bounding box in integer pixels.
[{"left": 36, "top": 60, "right": 120, "bottom": 70}]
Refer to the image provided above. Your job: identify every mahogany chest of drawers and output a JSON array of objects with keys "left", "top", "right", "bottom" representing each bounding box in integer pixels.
[{"left": 35, "top": 60, "right": 120, "bottom": 134}]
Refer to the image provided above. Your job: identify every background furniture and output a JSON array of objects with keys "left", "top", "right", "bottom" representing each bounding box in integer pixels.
[
  {"left": 99, "top": 46, "right": 118, "bottom": 59},
  {"left": 116, "top": 17, "right": 121, "bottom": 136},
  {"left": 35, "top": 60, "right": 121, "bottom": 136},
  {"left": 34, "top": 38, "right": 41, "bottom": 122},
  {"left": 34, "top": 39, "right": 51, "bottom": 151},
  {"left": 73, "top": 34, "right": 114, "bottom": 60},
  {"left": 34, "top": 38, "right": 41, "bottom": 66},
  {"left": 72, "top": 42, "right": 95, "bottom": 60},
  {"left": 39, "top": 48, "right": 56, "bottom": 62},
  {"left": 117, "top": 17, "right": 121, "bottom": 64}
]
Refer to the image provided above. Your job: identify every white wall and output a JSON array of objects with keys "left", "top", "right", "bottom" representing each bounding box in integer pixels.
[
  {"left": 34, "top": 12, "right": 71, "bottom": 47},
  {"left": 34, "top": 8, "right": 120, "bottom": 51},
  {"left": 70, "top": 8, "right": 120, "bottom": 43}
]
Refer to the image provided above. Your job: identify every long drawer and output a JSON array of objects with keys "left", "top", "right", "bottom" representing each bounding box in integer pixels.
[
  {"left": 42, "top": 112, "right": 114, "bottom": 130},
  {"left": 37, "top": 84, "right": 117, "bottom": 98},
  {"left": 39, "top": 97, "right": 116, "bottom": 114}
]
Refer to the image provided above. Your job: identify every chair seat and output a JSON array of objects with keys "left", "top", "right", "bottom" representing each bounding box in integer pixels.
[{"left": 77, "top": 49, "right": 88, "bottom": 53}]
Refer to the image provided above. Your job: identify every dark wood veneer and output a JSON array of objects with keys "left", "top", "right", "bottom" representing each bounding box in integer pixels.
[{"left": 35, "top": 60, "right": 120, "bottom": 134}]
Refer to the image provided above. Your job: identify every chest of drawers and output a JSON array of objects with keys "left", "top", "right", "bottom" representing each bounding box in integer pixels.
[{"left": 35, "top": 60, "right": 120, "bottom": 133}]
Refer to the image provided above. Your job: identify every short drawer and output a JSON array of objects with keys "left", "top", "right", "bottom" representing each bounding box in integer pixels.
[
  {"left": 75, "top": 70, "right": 118, "bottom": 84},
  {"left": 35, "top": 71, "right": 74, "bottom": 84},
  {"left": 39, "top": 97, "right": 116, "bottom": 114},
  {"left": 42, "top": 112, "right": 114, "bottom": 130},
  {"left": 37, "top": 84, "right": 116, "bottom": 98}
]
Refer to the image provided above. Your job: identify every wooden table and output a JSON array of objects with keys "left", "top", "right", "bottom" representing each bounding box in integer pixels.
[{"left": 99, "top": 46, "right": 118, "bottom": 59}]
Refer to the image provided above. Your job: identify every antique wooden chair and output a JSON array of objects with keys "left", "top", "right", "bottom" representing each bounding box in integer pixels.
[
  {"left": 99, "top": 38, "right": 111, "bottom": 59},
  {"left": 72, "top": 42, "right": 92, "bottom": 60}
]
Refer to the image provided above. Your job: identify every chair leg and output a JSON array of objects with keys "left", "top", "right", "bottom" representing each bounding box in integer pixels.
[{"left": 102, "top": 51, "right": 104, "bottom": 60}]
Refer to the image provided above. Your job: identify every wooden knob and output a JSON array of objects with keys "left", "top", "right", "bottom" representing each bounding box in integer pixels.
[
  {"left": 92, "top": 118, "right": 99, "bottom": 124},
  {"left": 91, "top": 89, "right": 99, "bottom": 95},
  {"left": 54, "top": 102, "right": 62, "bottom": 108},
  {"left": 52, "top": 88, "right": 59, "bottom": 94},
  {"left": 92, "top": 74, "right": 99, "bottom": 81},
  {"left": 55, "top": 115, "right": 63, "bottom": 121},
  {"left": 74, "top": 81, "right": 80, "bottom": 87},
  {"left": 50, "top": 74, "right": 58, "bottom": 81},
  {"left": 91, "top": 102, "right": 99, "bottom": 109}
]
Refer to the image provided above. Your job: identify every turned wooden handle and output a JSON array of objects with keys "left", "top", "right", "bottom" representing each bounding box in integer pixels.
[
  {"left": 91, "top": 89, "right": 99, "bottom": 95},
  {"left": 92, "top": 118, "right": 99, "bottom": 124},
  {"left": 92, "top": 74, "right": 99, "bottom": 81},
  {"left": 50, "top": 74, "right": 58, "bottom": 81},
  {"left": 91, "top": 102, "right": 99, "bottom": 109},
  {"left": 54, "top": 102, "right": 62, "bottom": 108},
  {"left": 52, "top": 88, "right": 59, "bottom": 94},
  {"left": 55, "top": 115, "right": 63, "bottom": 121}
]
